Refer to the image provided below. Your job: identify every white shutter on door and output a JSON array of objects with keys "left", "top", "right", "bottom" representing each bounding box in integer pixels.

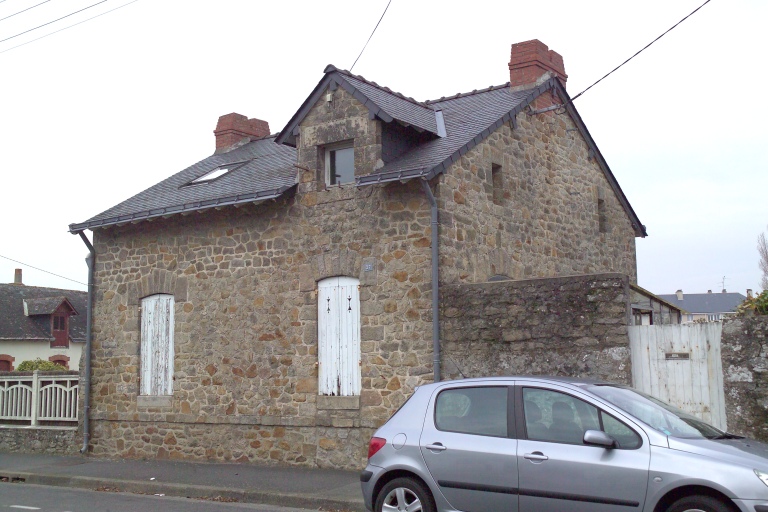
[
  {"left": 140, "top": 294, "right": 175, "bottom": 396},
  {"left": 317, "top": 278, "right": 361, "bottom": 396}
]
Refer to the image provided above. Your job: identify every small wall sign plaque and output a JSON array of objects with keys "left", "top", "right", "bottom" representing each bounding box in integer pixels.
[{"left": 665, "top": 352, "right": 690, "bottom": 360}]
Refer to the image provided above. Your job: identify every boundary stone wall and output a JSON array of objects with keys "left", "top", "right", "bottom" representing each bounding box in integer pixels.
[
  {"left": 0, "top": 426, "right": 80, "bottom": 455},
  {"left": 441, "top": 273, "right": 632, "bottom": 384},
  {"left": 721, "top": 316, "right": 768, "bottom": 441}
]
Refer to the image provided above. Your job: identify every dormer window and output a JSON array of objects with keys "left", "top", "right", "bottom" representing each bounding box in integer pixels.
[
  {"left": 51, "top": 314, "right": 68, "bottom": 348},
  {"left": 325, "top": 143, "right": 354, "bottom": 186}
]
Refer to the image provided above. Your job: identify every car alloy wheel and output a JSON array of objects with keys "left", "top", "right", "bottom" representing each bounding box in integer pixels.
[
  {"left": 666, "top": 495, "right": 733, "bottom": 512},
  {"left": 375, "top": 477, "right": 435, "bottom": 512}
]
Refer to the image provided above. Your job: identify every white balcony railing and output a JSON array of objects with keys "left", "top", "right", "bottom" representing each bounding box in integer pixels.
[{"left": 0, "top": 371, "right": 79, "bottom": 425}]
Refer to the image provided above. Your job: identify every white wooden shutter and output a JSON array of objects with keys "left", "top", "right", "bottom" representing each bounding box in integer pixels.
[
  {"left": 140, "top": 294, "right": 175, "bottom": 396},
  {"left": 318, "top": 277, "right": 360, "bottom": 396}
]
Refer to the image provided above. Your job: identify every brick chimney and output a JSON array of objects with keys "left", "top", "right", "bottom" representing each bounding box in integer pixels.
[
  {"left": 13, "top": 268, "right": 23, "bottom": 285},
  {"left": 676, "top": 289, "right": 683, "bottom": 301},
  {"left": 509, "top": 39, "right": 568, "bottom": 91},
  {"left": 214, "top": 113, "right": 270, "bottom": 153}
]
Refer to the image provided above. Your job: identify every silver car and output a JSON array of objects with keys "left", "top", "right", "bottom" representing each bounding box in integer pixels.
[{"left": 360, "top": 376, "right": 768, "bottom": 512}]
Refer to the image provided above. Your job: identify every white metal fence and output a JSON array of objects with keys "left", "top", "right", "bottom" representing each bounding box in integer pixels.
[{"left": 0, "top": 371, "right": 79, "bottom": 425}]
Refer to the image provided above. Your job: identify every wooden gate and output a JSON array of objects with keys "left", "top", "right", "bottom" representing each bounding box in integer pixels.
[{"left": 629, "top": 323, "right": 726, "bottom": 430}]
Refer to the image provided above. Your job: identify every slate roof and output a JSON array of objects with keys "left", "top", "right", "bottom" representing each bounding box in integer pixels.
[
  {"left": 276, "top": 65, "right": 442, "bottom": 148},
  {"left": 71, "top": 64, "right": 646, "bottom": 237},
  {"left": 657, "top": 292, "right": 747, "bottom": 314},
  {"left": 0, "top": 284, "right": 87, "bottom": 342},
  {"left": 359, "top": 83, "right": 532, "bottom": 182},
  {"left": 69, "top": 135, "right": 297, "bottom": 232}
]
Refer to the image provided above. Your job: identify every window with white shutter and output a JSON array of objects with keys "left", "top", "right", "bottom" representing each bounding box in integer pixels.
[
  {"left": 317, "top": 277, "right": 361, "bottom": 396},
  {"left": 140, "top": 294, "right": 175, "bottom": 396}
]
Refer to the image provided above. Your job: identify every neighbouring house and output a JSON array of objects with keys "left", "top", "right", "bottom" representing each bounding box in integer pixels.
[
  {"left": 658, "top": 289, "right": 748, "bottom": 323},
  {"left": 0, "top": 269, "right": 87, "bottom": 371},
  {"left": 68, "top": 39, "right": 647, "bottom": 468},
  {"left": 630, "top": 284, "right": 685, "bottom": 325}
]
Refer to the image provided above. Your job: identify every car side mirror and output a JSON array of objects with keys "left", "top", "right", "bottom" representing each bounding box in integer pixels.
[{"left": 583, "top": 429, "right": 617, "bottom": 448}]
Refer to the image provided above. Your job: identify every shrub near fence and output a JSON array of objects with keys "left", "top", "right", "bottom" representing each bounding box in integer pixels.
[{"left": 0, "top": 370, "right": 79, "bottom": 426}]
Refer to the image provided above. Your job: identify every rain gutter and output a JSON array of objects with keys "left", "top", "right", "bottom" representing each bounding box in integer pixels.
[
  {"left": 75, "top": 231, "right": 94, "bottom": 454},
  {"left": 420, "top": 179, "right": 441, "bottom": 382}
]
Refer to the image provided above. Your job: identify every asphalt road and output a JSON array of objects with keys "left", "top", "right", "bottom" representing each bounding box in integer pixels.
[{"left": 0, "top": 483, "right": 320, "bottom": 512}]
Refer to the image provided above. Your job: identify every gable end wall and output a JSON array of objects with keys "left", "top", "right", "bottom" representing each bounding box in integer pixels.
[{"left": 436, "top": 98, "right": 637, "bottom": 284}]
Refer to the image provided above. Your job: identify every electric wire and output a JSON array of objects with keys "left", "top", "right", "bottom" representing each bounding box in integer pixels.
[
  {"left": 569, "top": 0, "right": 712, "bottom": 103},
  {"left": 349, "top": 0, "right": 391, "bottom": 72},
  {"left": 0, "top": 0, "right": 107, "bottom": 44},
  {"left": 0, "top": 0, "right": 52, "bottom": 23},
  {"left": 0, "top": 0, "right": 137, "bottom": 54},
  {"left": 0, "top": 253, "right": 87, "bottom": 287}
]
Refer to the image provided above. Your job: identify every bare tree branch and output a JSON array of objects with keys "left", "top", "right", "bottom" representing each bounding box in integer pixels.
[{"left": 759, "top": 225, "right": 768, "bottom": 290}]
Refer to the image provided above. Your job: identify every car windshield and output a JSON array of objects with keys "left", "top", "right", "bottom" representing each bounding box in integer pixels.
[{"left": 586, "top": 384, "right": 726, "bottom": 439}]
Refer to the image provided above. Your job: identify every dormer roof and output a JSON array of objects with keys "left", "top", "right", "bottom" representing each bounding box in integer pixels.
[
  {"left": 23, "top": 297, "right": 78, "bottom": 316},
  {"left": 276, "top": 65, "right": 444, "bottom": 147}
]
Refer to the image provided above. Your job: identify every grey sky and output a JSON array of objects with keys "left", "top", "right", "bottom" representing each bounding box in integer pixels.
[{"left": 1, "top": 0, "right": 765, "bottom": 297}]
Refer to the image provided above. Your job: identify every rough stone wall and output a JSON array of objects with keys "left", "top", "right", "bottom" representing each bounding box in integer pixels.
[
  {"left": 436, "top": 100, "right": 638, "bottom": 285},
  {"left": 87, "top": 87, "right": 434, "bottom": 470},
  {"left": 0, "top": 427, "right": 79, "bottom": 455},
  {"left": 441, "top": 273, "right": 632, "bottom": 384},
  {"left": 721, "top": 316, "right": 768, "bottom": 441}
]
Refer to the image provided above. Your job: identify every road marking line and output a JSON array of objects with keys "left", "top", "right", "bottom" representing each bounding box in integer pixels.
[{"left": 10, "top": 507, "right": 41, "bottom": 510}]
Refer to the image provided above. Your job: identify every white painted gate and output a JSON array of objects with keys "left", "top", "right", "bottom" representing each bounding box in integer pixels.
[
  {"left": 629, "top": 323, "right": 726, "bottom": 430},
  {"left": 317, "top": 277, "right": 361, "bottom": 396}
]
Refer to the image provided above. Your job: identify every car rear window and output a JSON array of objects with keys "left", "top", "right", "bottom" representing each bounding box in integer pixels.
[{"left": 435, "top": 386, "right": 508, "bottom": 437}]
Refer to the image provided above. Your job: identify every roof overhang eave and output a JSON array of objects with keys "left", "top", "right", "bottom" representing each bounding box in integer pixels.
[
  {"left": 68, "top": 185, "right": 295, "bottom": 233},
  {"left": 356, "top": 168, "right": 432, "bottom": 186}
]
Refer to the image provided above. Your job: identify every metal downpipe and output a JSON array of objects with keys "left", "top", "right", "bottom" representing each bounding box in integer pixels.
[
  {"left": 420, "top": 179, "right": 440, "bottom": 382},
  {"left": 77, "top": 231, "right": 95, "bottom": 454}
]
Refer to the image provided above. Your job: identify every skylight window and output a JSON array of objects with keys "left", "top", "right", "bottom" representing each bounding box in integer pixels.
[
  {"left": 187, "top": 162, "right": 248, "bottom": 186},
  {"left": 191, "top": 166, "right": 232, "bottom": 184}
]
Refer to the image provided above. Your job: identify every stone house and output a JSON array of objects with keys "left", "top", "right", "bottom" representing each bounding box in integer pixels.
[
  {"left": 0, "top": 269, "right": 87, "bottom": 371},
  {"left": 68, "top": 39, "right": 646, "bottom": 468}
]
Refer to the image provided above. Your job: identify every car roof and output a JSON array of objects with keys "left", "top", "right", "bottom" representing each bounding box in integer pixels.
[{"left": 418, "top": 375, "right": 614, "bottom": 391}]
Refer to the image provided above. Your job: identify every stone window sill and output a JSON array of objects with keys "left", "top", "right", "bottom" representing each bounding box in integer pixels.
[
  {"left": 137, "top": 395, "right": 173, "bottom": 409},
  {"left": 317, "top": 395, "right": 360, "bottom": 410}
]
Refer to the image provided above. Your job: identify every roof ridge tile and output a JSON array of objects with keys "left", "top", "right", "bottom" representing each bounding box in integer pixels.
[
  {"left": 425, "top": 82, "right": 513, "bottom": 104},
  {"left": 332, "top": 67, "right": 431, "bottom": 108}
]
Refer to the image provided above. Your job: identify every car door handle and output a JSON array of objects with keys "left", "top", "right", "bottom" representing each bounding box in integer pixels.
[
  {"left": 425, "top": 443, "right": 447, "bottom": 452},
  {"left": 524, "top": 451, "right": 548, "bottom": 461}
]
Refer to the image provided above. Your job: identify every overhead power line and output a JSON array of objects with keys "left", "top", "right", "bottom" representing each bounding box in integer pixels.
[
  {"left": 0, "top": 0, "right": 107, "bottom": 44},
  {"left": 570, "top": 0, "right": 713, "bottom": 102},
  {"left": 0, "top": 254, "right": 87, "bottom": 287},
  {"left": 350, "top": 0, "right": 391, "bottom": 72},
  {"left": 0, "top": 0, "right": 138, "bottom": 55},
  {"left": 0, "top": 0, "right": 52, "bottom": 23}
]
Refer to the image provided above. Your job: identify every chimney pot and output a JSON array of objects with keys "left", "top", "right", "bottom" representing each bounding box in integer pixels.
[
  {"left": 675, "top": 289, "right": 683, "bottom": 301},
  {"left": 214, "top": 113, "right": 270, "bottom": 153},
  {"left": 13, "top": 268, "right": 22, "bottom": 285},
  {"left": 509, "top": 39, "right": 568, "bottom": 90}
]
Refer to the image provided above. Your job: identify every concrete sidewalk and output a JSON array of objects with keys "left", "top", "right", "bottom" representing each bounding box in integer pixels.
[{"left": 0, "top": 453, "right": 364, "bottom": 511}]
